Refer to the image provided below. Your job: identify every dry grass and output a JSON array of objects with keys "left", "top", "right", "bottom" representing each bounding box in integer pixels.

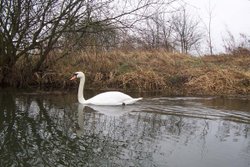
[
  {"left": 116, "top": 69, "right": 166, "bottom": 91},
  {"left": 4, "top": 50, "right": 250, "bottom": 96},
  {"left": 185, "top": 68, "right": 250, "bottom": 95}
]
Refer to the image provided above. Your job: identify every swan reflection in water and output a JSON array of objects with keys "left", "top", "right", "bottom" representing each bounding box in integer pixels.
[{"left": 76, "top": 104, "right": 142, "bottom": 136}]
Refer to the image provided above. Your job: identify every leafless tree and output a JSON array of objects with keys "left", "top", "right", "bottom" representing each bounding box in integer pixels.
[
  {"left": 222, "top": 30, "right": 250, "bottom": 54},
  {"left": 222, "top": 29, "right": 237, "bottom": 53},
  {"left": 136, "top": 11, "right": 175, "bottom": 51},
  {"left": 171, "top": 7, "right": 203, "bottom": 54},
  {"left": 0, "top": 0, "right": 165, "bottom": 84},
  {"left": 205, "top": 0, "right": 215, "bottom": 55}
]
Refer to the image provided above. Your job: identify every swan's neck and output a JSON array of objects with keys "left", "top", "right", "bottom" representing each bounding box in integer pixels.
[{"left": 78, "top": 77, "right": 86, "bottom": 103}]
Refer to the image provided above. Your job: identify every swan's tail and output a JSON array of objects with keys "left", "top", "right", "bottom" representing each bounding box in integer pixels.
[{"left": 124, "top": 97, "right": 142, "bottom": 105}]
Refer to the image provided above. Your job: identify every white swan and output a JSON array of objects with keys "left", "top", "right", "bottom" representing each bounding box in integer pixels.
[{"left": 70, "top": 71, "right": 142, "bottom": 105}]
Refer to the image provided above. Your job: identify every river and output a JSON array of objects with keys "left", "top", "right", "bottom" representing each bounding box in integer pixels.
[{"left": 0, "top": 89, "right": 250, "bottom": 167}]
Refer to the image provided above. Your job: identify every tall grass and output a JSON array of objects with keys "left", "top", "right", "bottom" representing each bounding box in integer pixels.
[{"left": 3, "top": 50, "right": 250, "bottom": 95}]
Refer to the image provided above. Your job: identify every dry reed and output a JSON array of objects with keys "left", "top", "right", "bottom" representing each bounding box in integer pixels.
[{"left": 3, "top": 50, "right": 250, "bottom": 96}]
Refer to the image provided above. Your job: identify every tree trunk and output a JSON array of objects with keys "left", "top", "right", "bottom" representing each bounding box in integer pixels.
[{"left": 0, "top": 57, "right": 18, "bottom": 86}]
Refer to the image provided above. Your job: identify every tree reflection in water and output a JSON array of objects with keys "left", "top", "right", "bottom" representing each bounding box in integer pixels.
[{"left": 0, "top": 91, "right": 249, "bottom": 167}]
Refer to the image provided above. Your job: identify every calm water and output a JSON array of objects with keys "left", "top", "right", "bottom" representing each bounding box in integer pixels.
[{"left": 0, "top": 89, "right": 250, "bottom": 167}]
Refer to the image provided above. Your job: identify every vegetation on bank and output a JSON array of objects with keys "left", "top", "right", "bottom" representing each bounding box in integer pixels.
[
  {"left": 1, "top": 0, "right": 250, "bottom": 96},
  {"left": 2, "top": 50, "right": 249, "bottom": 96}
]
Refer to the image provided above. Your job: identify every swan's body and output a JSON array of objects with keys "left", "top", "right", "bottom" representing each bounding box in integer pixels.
[
  {"left": 71, "top": 72, "right": 142, "bottom": 105},
  {"left": 83, "top": 91, "right": 142, "bottom": 105}
]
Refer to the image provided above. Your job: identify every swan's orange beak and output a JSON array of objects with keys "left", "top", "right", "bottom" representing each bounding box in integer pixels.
[{"left": 70, "top": 76, "right": 77, "bottom": 81}]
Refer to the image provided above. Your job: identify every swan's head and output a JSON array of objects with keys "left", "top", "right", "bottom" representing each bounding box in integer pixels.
[{"left": 70, "top": 71, "right": 85, "bottom": 80}]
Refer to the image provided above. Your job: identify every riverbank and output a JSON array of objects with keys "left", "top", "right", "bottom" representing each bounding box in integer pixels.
[{"left": 1, "top": 50, "right": 250, "bottom": 96}]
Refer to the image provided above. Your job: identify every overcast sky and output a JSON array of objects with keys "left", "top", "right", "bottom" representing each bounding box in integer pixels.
[{"left": 183, "top": 0, "right": 250, "bottom": 53}]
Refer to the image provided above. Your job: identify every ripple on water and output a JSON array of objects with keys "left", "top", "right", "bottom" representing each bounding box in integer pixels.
[{"left": 136, "top": 97, "right": 250, "bottom": 124}]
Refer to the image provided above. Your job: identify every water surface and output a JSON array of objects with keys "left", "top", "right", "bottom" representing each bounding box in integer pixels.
[{"left": 0, "top": 89, "right": 250, "bottom": 167}]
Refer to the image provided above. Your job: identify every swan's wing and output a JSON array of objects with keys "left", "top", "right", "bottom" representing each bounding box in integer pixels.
[
  {"left": 85, "top": 91, "right": 134, "bottom": 105},
  {"left": 123, "top": 97, "right": 143, "bottom": 105}
]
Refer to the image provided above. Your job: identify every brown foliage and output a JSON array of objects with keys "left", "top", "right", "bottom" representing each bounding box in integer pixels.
[
  {"left": 117, "top": 69, "right": 166, "bottom": 91},
  {"left": 2, "top": 50, "right": 250, "bottom": 96},
  {"left": 185, "top": 68, "right": 250, "bottom": 95}
]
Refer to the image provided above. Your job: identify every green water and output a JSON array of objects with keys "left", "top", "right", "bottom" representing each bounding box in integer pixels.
[{"left": 0, "top": 89, "right": 250, "bottom": 167}]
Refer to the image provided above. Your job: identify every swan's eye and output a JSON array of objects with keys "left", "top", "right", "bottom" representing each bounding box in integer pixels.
[{"left": 74, "top": 73, "right": 78, "bottom": 76}]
